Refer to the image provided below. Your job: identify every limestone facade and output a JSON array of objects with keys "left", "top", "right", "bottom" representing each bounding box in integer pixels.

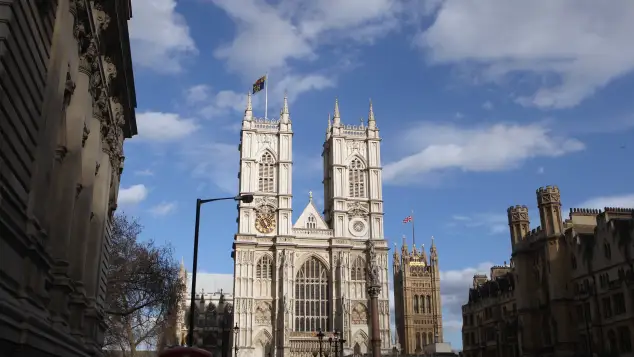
[
  {"left": 0, "top": 1, "right": 137, "bottom": 356},
  {"left": 461, "top": 186, "right": 634, "bottom": 357},
  {"left": 393, "top": 238, "right": 444, "bottom": 354},
  {"left": 232, "top": 96, "right": 392, "bottom": 357}
]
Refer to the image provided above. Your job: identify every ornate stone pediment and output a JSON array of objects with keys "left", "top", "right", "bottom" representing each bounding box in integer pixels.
[
  {"left": 254, "top": 196, "right": 278, "bottom": 209},
  {"left": 347, "top": 202, "right": 369, "bottom": 217}
]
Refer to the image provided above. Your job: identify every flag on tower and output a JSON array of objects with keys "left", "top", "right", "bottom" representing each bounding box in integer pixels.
[
  {"left": 252, "top": 75, "right": 266, "bottom": 94},
  {"left": 403, "top": 215, "right": 413, "bottom": 223}
]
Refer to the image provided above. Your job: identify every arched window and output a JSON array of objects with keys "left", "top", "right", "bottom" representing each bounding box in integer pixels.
[
  {"left": 258, "top": 152, "right": 276, "bottom": 193},
  {"left": 307, "top": 215, "right": 317, "bottom": 229},
  {"left": 351, "top": 256, "right": 365, "bottom": 281},
  {"left": 426, "top": 296, "right": 432, "bottom": 313},
  {"left": 423, "top": 332, "right": 428, "bottom": 346},
  {"left": 608, "top": 329, "right": 617, "bottom": 353},
  {"left": 294, "top": 257, "right": 329, "bottom": 332},
  {"left": 428, "top": 332, "right": 433, "bottom": 344},
  {"left": 415, "top": 332, "right": 421, "bottom": 351},
  {"left": 420, "top": 295, "right": 426, "bottom": 314},
  {"left": 413, "top": 295, "right": 419, "bottom": 313},
  {"left": 348, "top": 158, "right": 366, "bottom": 198},
  {"left": 256, "top": 255, "right": 273, "bottom": 279}
]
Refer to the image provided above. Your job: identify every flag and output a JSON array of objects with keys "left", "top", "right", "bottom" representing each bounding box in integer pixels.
[
  {"left": 252, "top": 75, "right": 266, "bottom": 94},
  {"left": 403, "top": 216, "right": 412, "bottom": 223}
]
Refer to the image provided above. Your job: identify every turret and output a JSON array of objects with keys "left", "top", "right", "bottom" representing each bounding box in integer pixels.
[
  {"left": 280, "top": 93, "right": 290, "bottom": 123},
  {"left": 393, "top": 242, "right": 401, "bottom": 272},
  {"left": 401, "top": 235, "right": 409, "bottom": 263},
  {"left": 430, "top": 236, "right": 437, "bottom": 265},
  {"left": 368, "top": 99, "right": 376, "bottom": 129},
  {"left": 243, "top": 92, "right": 253, "bottom": 122},
  {"left": 507, "top": 205, "right": 530, "bottom": 247},
  {"left": 333, "top": 98, "right": 341, "bottom": 126},
  {"left": 536, "top": 185, "right": 563, "bottom": 236}
]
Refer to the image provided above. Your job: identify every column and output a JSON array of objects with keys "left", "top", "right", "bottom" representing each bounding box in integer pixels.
[
  {"left": 47, "top": 36, "right": 96, "bottom": 327},
  {"left": 366, "top": 241, "right": 382, "bottom": 357}
]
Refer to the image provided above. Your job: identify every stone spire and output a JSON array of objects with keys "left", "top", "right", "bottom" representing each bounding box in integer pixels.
[
  {"left": 280, "top": 93, "right": 290, "bottom": 123},
  {"left": 420, "top": 244, "right": 428, "bottom": 264},
  {"left": 401, "top": 235, "right": 408, "bottom": 256},
  {"left": 368, "top": 99, "right": 376, "bottom": 128},
  {"left": 333, "top": 98, "right": 341, "bottom": 126},
  {"left": 430, "top": 236, "right": 438, "bottom": 263},
  {"left": 326, "top": 113, "right": 332, "bottom": 139},
  {"left": 243, "top": 92, "right": 253, "bottom": 121}
]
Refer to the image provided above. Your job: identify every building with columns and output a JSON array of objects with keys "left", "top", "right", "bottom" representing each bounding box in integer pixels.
[
  {"left": 392, "top": 236, "right": 444, "bottom": 355},
  {"left": 461, "top": 186, "right": 634, "bottom": 357},
  {"left": 232, "top": 95, "right": 392, "bottom": 357},
  {"left": 0, "top": 1, "right": 137, "bottom": 356}
]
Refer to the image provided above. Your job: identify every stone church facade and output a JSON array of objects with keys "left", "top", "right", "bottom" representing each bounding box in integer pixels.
[{"left": 232, "top": 95, "right": 392, "bottom": 357}]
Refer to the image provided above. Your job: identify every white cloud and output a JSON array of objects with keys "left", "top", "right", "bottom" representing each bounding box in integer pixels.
[
  {"left": 134, "top": 112, "right": 199, "bottom": 141},
  {"left": 186, "top": 273, "right": 234, "bottom": 297},
  {"left": 416, "top": 0, "right": 634, "bottom": 109},
  {"left": 440, "top": 262, "right": 495, "bottom": 331},
  {"left": 576, "top": 194, "right": 634, "bottom": 210},
  {"left": 209, "top": 0, "right": 407, "bottom": 78},
  {"left": 118, "top": 184, "right": 149, "bottom": 205},
  {"left": 134, "top": 169, "right": 155, "bottom": 176},
  {"left": 129, "top": 0, "right": 197, "bottom": 73},
  {"left": 150, "top": 202, "right": 177, "bottom": 216},
  {"left": 482, "top": 101, "right": 493, "bottom": 110},
  {"left": 383, "top": 122, "right": 585, "bottom": 185},
  {"left": 185, "top": 85, "right": 212, "bottom": 105},
  {"left": 449, "top": 214, "right": 507, "bottom": 235}
]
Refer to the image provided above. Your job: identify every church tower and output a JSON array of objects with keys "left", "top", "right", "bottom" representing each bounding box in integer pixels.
[
  {"left": 393, "top": 237, "right": 443, "bottom": 354},
  {"left": 232, "top": 96, "right": 391, "bottom": 357}
]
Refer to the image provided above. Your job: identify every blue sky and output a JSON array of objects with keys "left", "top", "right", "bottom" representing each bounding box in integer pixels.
[{"left": 121, "top": 0, "right": 634, "bottom": 350}]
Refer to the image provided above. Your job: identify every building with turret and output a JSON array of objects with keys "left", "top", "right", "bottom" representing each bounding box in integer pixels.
[
  {"left": 231, "top": 95, "right": 392, "bottom": 357},
  {"left": 461, "top": 186, "right": 634, "bottom": 357},
  {"left": 393, "top": 236, "right": 444, "bottom": 355}
]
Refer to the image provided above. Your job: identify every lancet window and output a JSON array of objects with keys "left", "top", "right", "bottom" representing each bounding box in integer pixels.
[
  {"left": 294, "top": 257, "right": 330, "bottom": 332},
  {"left": 256, "top": 255, "right": 273, "bottom": 279},
  {"left": 420, "top": 295, "right": 426, "bottom": 313},
  {"left": 307, "top": 215, "right": 317, "bottom": 229},
  {"left": 426, "top": 295, "right": 432, "bottom": 313},
  {"left": 413, "top": 295, "right": 419, "bottom": 313},
  {"left": 348, "top": 158, "right": 366, "bottom": 198},
  {"left": 351, "top": 256, "right": 366, "bottom": 281},
  {"left": 258, "top": 152, "right": 276, "bottom": 193}
]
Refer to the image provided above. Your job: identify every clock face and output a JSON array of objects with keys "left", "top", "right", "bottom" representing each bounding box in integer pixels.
[{"left": 255, "top": 207, "right": 276, "bottom": 234}]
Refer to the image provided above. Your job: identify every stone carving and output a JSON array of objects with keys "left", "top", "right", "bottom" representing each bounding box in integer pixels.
[
  {"left": 75, "top": 183, "right": 83, "bottom": 199},
  {"left": 79, "top": 37, "right": 98, "bottom": 74},
  {"left": 254, "top": 196, "right": 277, "bottom": 209},
  {"left": 93, "top": 90, "right": 108, "bottom": 120},
  {"left": 63, "top": 72, "right": 76, "bottom": 108},
  {"left": 92, "top": 3, "right": 111, "bottom": 33},
  {"left": 55, "top": 145, "right": 68, "bottom": 163},
  {"left": 255, "top": 302, "right": 272, "bottom": 325},
  {"left": 95, "top": 162, "right": 101, "bottom": 176},
  {"left": 283, "top": 294, "right": 290, "bottom": 314},
  {"left": 82, "top": 122, "right": 90, "bottom": 147},
  {"left": 103, "top": 57, "right": 117, "bottom": 87},
  {"left": 111, "top": 97, "right": 125, "bottom": 127},
  {"left": 366, "top": 240, "right": 381, "bottom": 287},
  {"left": 351, "top": 303, "right": 368, "bottom": 324}
]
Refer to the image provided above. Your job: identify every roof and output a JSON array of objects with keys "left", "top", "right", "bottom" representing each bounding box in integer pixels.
[{"left": 293, "top": 194, "right": 329, "bottom": 230}]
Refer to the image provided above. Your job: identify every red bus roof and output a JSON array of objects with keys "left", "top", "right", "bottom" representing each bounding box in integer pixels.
[{"left": 158, "top": 347, "right": 213, "bottom": 357}]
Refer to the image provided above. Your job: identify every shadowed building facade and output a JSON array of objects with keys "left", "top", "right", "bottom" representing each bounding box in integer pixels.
[
  {"left": 0, "top": 1, "right": 137, "bottom": 356},
  {"left": 461, "top": 186, "right": 634, "bottom": 357},
  {"left": 393, "top": 237, "right": 444, "bottom": 354}
]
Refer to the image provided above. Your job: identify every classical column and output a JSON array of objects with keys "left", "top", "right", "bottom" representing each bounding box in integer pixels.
[
  {"left": 366, "top": 241, "right": 382, "bottom": 357},
  {"left": 47, "top": 35, "right": 97, "bottom": 326}
]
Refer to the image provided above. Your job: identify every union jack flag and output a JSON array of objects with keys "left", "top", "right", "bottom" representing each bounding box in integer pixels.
[{"left": 403, "top": 216, "right": 413, "bottom": 223}]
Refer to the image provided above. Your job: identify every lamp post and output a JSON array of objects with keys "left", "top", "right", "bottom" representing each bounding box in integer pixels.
[
  {"left": 317, "top": 329, "right": 326, "bottom": 357},
  {"left": 187, "top": 194, "right": 254, "bottom": 347},
  {"left": 329, "top": 330, "right": 346, "bottom": 357},
  {"left": 233, "top": 323, "right": 240, "bottom": 357}
]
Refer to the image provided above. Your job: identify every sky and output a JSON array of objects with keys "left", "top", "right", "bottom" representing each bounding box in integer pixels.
[{"left": 120, "top": 0, "right": 634, "bottom": 351}]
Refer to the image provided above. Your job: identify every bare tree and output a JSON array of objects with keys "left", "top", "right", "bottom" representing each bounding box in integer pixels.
[{"left": 104, "top": 213, "right": 185, "bottom": 356}]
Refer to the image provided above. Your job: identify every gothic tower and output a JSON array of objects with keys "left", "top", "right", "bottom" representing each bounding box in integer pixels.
[
  {"left": 232, "top": 96, "right": 391, "bottom": 357},
  {"left": 393, "top": 237, "right": 443, "bottom": 354}
]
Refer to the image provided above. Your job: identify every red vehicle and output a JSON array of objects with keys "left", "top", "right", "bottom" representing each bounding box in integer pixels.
[{"left": 158, "top": 347, "right": 213, "bottom": 357}]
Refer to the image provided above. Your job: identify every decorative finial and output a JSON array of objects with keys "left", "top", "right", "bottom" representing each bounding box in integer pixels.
[
  {"left": 246, "top": 92, "right": 252, "bottom": 111},
  {"left": 282, "top": 92, "right": 289, "bottom": 114},
  {"left": 368, "top": 98, "right": 376, "bottom": 127},
  {"left": 309, "top": 191, "right": 313, "bottom": 201},
  {"left": 333, "top": 98, "right": 341, "bottom": 124}
]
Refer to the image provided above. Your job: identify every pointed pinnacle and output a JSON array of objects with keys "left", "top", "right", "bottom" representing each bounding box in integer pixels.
[
  {"left": 282, "top": 92, "right": 289, "bottom": 114},
  {"left": 368, "top": 98, "right": 375, "bottom": 122},
  {"left": 246, "top": 92, "right": 252, "bottom": 111},
  {"left": 334, "top": 98, "right": 340, "bottom": 118}
]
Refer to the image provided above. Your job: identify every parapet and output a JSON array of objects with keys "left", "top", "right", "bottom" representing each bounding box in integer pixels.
[
  {"left": 507, "top": 205, "right": 529, "bottom": 223},
  {"left": 604, "top": 207, "right": 634, "bottom": 214},
  {"left": 536, "top": 185, "right": 561, "bottom": 206},
  {"left": 569, "top": 208, "right": 601, "bottom": 216}
]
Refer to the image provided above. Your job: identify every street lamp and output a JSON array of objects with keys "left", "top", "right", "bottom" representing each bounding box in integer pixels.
[
  {"left": 233, "top": 323, "right": 240, "bottom": 357},
  {"left": 328, "top": 330, "right": 346, "bottom": 357},
  {"left": 187, "top": 194, "right": 254, "bottom": 347},
  {"left": 317, "top": 329, "right": 326, "bottom": 357}
]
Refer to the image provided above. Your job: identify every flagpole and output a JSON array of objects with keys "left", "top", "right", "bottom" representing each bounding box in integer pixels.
[
  {"left": 264, "top": 72, "right": 268, "bottom": 119},
  {"left": 411, "top": 210, "right": 415, "bottom": 246}
]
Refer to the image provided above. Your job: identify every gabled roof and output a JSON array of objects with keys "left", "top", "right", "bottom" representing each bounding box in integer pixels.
[{"left": 293, "top": 193, "right": 329, "bottom": 230}]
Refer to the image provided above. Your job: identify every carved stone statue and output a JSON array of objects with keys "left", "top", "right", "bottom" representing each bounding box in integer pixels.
[
  {"left": 283, "top": 294, "right": 290, "bottom": 313},
  {"left": 366, "top": 240, "right": 381, "bottom": 286}
]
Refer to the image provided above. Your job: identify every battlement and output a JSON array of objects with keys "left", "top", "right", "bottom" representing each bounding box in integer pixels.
[
  {"left": 252, "top": 117, "right": 280, "bottom": 130},
  {"left": 570, "top": 208, "right": 601, "bottom": 216},
  {"left": 507, "top": 205, "right": 529, "bottom": 222},
  {"left": 604, "top": 207, "right": 634, "bottom": 214},
  {"left": 536, "top": 185, "right": 561, "bottom": 206}
]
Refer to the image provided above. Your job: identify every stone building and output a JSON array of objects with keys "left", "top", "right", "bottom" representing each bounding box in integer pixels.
[
  {"left": 0, "top": 1, "right": 136, "bottom": 356},
  {"left": 232, "top": 96, "right": 392, "bottom": 357},
  {"left": 392, "top": 237, "right": 444, "bottom": 355},
  {"left": 461, "top": 186, "right": 634, "bottom": 357}
]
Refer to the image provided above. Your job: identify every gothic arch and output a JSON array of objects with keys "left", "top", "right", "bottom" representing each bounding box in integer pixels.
[
  {"left": 345, "top": 154, "right": 367, "bottom": 167},
  {"left": 352, "top": 330, "right": 369, "bottom": 354},
  {"left": 256, "top": 254, "right": 274, "bottom": 279},
  {"left": 351, "top": 303, "right": 368, "bottom": 324},
  {"left": 350, "top": 255, "right": 366, "bottom": 281},
  {"left": 255, "top": 148, "right": 278, "bottom": 162},
  {"left": 294, "top": 253, "right": 330, "bottom": 273},
  {"left": 253, "top": 329, "right": 272, "bottom": 357},
  {"left": 254, "top": 302, "right": 273, "bottom": 325},
  {"left": 294, "top": 256, "right": 330, "bottom": 332}
]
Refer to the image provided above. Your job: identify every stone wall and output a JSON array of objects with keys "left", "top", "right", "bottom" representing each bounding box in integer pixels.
[{"left": 0, "top": 0, "right": 137, "bottom": 356}]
